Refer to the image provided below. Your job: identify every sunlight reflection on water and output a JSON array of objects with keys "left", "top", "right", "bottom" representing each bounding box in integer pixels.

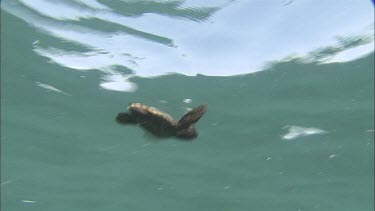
[{"left": 1, "top": 0, "right": 374, "bottom": 92}]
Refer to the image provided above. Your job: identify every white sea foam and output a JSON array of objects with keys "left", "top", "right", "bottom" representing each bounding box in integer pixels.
[
  {"left": 99, "top": 74, "right": 137, "bottom": 92},
  {"left": 22, "top": 200, "right": 36, "bottom": 203},
  {"left": 183, "top": 98, "right": 192, "bottom": 103},
  {"left": 281, "top": 125, "right": 327, "bottom": 140}
]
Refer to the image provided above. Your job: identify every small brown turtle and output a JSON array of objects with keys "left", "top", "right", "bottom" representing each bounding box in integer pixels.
[{"left": 116, "top": 103, "right": 207, "bottom": 140}]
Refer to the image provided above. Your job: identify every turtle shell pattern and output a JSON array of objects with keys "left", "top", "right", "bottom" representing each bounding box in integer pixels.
[{"left": 127, "top": 103, "right": 178, "bottom": 137}]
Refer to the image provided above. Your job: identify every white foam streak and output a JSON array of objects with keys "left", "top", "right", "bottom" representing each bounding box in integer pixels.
[
  {"left": 1, "top": 179, "right": 15, "bottom": 186},
  {"left": 35, "top": 81, "right": 71, "bottom": 96},
  {"left": 22, "top": 200, "right": 36, "bottom": 203},
  {"left": 282, "top": 125, "right": 327, "bottom": 140}
]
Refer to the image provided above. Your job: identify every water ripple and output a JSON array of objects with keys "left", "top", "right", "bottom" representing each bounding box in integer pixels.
[{"left": 1, "top": 0, "right": 373, "bottom": 92}]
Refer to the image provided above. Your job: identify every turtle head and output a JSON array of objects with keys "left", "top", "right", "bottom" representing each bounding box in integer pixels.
[
  {"left": 116, "top": 112, "right": 137, "bottom": 124},
  {"left": 176, "top": 126, "right": 198, "bottom": 140}
]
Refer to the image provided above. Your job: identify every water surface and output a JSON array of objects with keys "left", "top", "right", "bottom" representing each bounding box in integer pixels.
[{"left": 1, "top": 1, "right": 374, "bottom": 211}]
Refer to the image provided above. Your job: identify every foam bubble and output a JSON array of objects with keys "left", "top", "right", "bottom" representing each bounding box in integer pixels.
[{"left": 282, "top": 125, "right": 327, "bottom": 140}]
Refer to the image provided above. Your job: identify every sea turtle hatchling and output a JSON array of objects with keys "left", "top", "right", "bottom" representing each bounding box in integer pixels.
[{"left": 116, "top": 103, "right": 207, "bottom": 140}]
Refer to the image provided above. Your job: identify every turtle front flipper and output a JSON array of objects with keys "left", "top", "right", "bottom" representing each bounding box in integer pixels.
[
  {"left": 177, "top": 104, "right": 207, "bottom": 130},
  {"left": 116, "top": 112, "right": 137, "bottom": 124}
]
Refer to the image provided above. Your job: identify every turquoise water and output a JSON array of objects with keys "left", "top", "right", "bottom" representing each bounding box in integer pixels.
[{"left": 1, "top": 1, "right": 374, "bottom": 211}]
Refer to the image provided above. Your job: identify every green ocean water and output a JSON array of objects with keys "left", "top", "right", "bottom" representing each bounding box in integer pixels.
[{"left": 1, "top": 2, "right": 374, "bottom": 211}]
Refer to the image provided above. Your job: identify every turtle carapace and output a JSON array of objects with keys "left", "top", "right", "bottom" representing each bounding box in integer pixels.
[{"left": 116, "top": 103, "right": 207, "bottom": 140}]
